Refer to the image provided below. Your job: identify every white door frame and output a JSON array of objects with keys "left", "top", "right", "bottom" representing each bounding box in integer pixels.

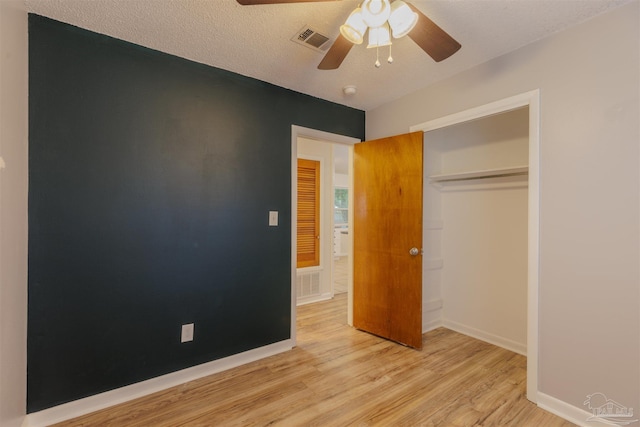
[
  {"left": 290, "top": 125, "right": 361, "bottom": 345},
  {"left": 410, "top": 89, "right": 541, "bottom": 403}
]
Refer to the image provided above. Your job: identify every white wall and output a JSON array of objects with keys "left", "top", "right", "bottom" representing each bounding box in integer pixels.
[
  {"left": 0, "top": 1, "right": 28, "bottom": 426},
  {"left": 368, "top": 1, "right": 639, "bottom": 419},
  {"left": 334, "top": 172, "right": 349, "bottom": 188},
  {"left": 437, "top": 108, "right": 529, "bottom": 175}
]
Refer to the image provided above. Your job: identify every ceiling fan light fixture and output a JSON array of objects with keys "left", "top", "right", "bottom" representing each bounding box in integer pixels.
[
  {"left": 360, "top": 0, "right": 391, "bottom": 28},
  {"left": 340, "top": 8, "right": 367, "bottom": 44},
  {"left": 388, "top": 0, "right": 418, "bottom": 38},
  {"left": 367, "top": 23, "right": 392, "bottom": 49},
  {"left": 238, "top": 0, "right": 461, "bottom": 71}
]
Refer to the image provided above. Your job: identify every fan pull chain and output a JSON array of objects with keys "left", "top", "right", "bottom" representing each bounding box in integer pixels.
[{"left": 374, "top": 45, "right": 394, "bottom": 67}]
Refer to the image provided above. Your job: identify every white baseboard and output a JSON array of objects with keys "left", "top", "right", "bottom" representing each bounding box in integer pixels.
[
  {"left": 537, "top": 392, "right": 620, "bottom": 427},
  {"left": 296, "top": 292, "right": 332, "bottom": 306},
  {"left": 423, "top": 318, "right": 443, "bottom": 333},
  {"left": 23, "top": 340, "right": 293, "bottom": 427},
  {"left": 442, "top": 318, "right": 526, "bottom": 356}
]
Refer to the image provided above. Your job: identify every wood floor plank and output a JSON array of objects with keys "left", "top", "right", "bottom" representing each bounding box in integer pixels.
[{"left": 52, "top": 294, "right": 575, "bottom": 426}]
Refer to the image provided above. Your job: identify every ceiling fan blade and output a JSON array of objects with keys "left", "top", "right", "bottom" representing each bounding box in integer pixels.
[
  {"left": 317, "top": 34, "right": 353, "bottom": 70},
  {"left": 236, "top": 0, "right": 334, "bottom": 5},
  {"left": 407, "top": 3, "right": 461, "bottom": 62}
]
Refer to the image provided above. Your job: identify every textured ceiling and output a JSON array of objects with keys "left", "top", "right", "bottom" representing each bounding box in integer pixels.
[{"left": 24, "top": 0, "right": 632, "bottom": 111}]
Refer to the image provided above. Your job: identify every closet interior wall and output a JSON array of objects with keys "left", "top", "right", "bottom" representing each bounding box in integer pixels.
[{"left": 423, "top": 107, "right": 529, "bottom": 355}]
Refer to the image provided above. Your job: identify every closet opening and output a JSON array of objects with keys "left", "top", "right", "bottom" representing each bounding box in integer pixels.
[
  {"left": 411, "top": 90, "right": 540, "bottom": 403},
  {"left": 425, "top": 106, "right": 529, "bottom": 351}
]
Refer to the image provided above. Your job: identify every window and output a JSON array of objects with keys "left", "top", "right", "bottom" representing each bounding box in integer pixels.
[{"left": 334, "top": 187, "right": 348, "bottom": 225}]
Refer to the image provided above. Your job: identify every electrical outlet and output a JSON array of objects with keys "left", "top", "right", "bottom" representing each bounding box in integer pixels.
[{"left": 181, "top": 323, "right": 194, "bottom": 343}]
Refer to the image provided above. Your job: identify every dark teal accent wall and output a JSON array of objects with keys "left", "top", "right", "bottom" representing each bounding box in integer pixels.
[{"left": 27, "top": 14, "right": 364, "bottom": 413}]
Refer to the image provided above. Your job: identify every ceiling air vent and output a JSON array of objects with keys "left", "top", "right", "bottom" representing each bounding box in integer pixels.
[{"left": 291, "top": 26, "right": 332, "bottom": 53}]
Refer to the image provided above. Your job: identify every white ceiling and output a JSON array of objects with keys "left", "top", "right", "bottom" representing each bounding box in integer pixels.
[{"left": 25, "top": 0, "right": 631, "bottom": 111}]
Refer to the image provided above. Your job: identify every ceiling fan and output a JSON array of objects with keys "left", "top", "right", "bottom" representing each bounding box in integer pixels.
[{"left": 236, "top": 0, "right": 461, "bottom": 70}]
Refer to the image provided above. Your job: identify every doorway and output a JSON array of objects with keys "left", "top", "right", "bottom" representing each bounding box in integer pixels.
[
  {"left": 332, "top": 144, "right": 350, "bottom": 296},
  {"left": 290, "top": 126, "right": 360, "bottom": 344},
  {"left": 295, "top": 139, "right": 352, "bottom": 305}
]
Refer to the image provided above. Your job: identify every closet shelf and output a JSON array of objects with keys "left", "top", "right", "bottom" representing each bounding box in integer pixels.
[{"left": 429, "top": 165, "right": 528, "bottom": 183}]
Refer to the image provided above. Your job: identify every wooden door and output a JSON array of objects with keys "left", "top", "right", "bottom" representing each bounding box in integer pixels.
[
  {"left": 297, "top": 158, "right": 321, "bottom": 268},
  {"left": 353, "top": 132, "right": 423, "bottom": 349}
]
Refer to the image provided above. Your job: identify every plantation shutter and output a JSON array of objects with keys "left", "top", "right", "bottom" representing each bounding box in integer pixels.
[{"left": 297, "top": 159, "right": 320, "bottom": 268}]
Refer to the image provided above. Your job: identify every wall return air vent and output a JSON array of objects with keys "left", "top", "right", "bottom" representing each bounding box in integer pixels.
[{"left": 291, "top": 26, "right": 332, "bottom": 53}]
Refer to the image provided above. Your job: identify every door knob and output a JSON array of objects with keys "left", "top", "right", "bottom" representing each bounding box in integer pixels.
[{"left": 409, "top": 247, "right": 419, "bottom": 256}]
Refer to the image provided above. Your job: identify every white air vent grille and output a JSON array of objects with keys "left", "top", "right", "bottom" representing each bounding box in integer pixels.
[
  {"left": 291, "top": 26, "right": 332, "bottom": 53},
  {"left": 297, "top": 271, "right": 321, "bottom": 297}
]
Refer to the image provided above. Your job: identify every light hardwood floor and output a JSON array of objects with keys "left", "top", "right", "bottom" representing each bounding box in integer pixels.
[
  {"left": 53, "top": 294, "right": 574, "bottom": 426},
  {"left": 333, "top": 256, "right": 348, "bottom": 294}
]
